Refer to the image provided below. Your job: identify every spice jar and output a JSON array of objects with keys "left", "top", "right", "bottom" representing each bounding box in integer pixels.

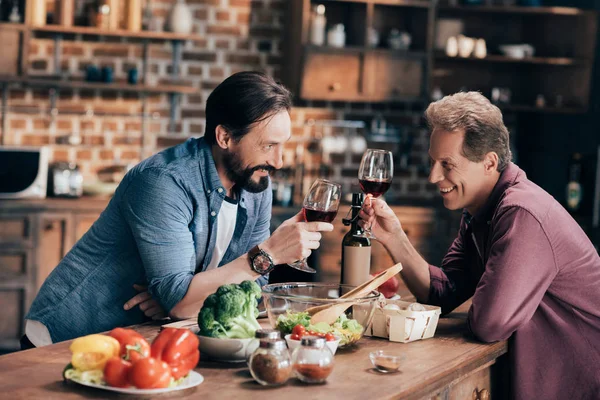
[
  {"left": 291, "top": 336, "right": 334, "bottom": 384},
  {"left": 248, "top": 339, "right": 292, "bottom": 386},
  {"left": 246, "top": 329, "right": 282, "bottom": 360}
]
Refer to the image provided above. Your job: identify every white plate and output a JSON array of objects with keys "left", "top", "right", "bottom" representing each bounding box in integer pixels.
[{"left": 67, "top": 370, "right": 204, "bottom": 395}]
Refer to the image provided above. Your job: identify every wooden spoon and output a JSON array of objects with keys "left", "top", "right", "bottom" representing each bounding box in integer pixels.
[{"left": 308, "top": 263, "right": 403, "bottom": 325}]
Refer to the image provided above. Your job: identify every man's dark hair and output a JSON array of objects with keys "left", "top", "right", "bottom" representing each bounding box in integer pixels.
[{"left": 204, "top": 71, "right": 292, "bottom": 145}]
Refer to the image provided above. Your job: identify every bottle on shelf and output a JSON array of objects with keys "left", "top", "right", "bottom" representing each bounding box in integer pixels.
[
  {"left": 340, "top": 193, "right": 371, "bottom": 286},
  {"left": 566, "top": 153, "right": 583, "bottom": 214},
  {"left": 309, "top": 4, "right": 326, "bottom": 46}
]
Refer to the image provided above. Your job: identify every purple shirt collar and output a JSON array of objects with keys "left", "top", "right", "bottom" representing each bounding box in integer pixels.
[{"left": 470, "top": 162, "right": 522, "bottom": 223}]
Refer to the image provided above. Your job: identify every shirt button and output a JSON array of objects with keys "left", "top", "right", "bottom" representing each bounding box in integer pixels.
[
  {"left": 211, "top": 211, "right": 216, "bottom": 217},
  {"left": 217, "top": 188, "right": 223, "bottom": 193},
  {"left": 207, "top": 189, "right": 211, "bottom": 194}
]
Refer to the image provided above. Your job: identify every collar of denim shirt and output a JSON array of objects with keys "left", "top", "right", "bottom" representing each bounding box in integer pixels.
[{"left": 196, "top": 137, "right": 249, "bottom": 210}]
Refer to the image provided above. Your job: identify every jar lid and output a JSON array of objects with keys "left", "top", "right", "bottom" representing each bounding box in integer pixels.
[
  {"left": 255, "top": 329, "right": 281, "bottom": 340},
  {"left": 300, "top": 336, "right": 326, "bottom": 348},
  {"left": 259, "top": 339, "right": 287, "bottom": 350}
]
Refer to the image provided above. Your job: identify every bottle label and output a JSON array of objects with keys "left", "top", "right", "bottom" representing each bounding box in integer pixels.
[{"left": 342, "top": 246, "right": 371, "bottom": 286}]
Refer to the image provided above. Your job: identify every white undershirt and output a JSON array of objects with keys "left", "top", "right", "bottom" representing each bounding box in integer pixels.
[
  {"left": 206, "top": 197, "right": 238, "bottom": 270},
  {"left": 25, "top": 319, "right": 52, "bottom": 347},
  {"left": 24, "top": 198, "right": 239, "bottom": 347}
]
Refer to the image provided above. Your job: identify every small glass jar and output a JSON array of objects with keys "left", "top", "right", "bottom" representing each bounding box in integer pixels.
[
  {"left": 291, "top": 336, "right": 334, "bottom": 384},
  {"left": 248, "top": 339, "right": 292, "bottom": 386},
  {"left": 246, "top": 329, "right": 281, "bottom": 360}
]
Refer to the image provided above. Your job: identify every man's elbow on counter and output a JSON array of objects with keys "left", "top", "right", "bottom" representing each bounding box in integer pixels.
[
  {"left": 169, "top": 304, "right": 194, "bottom": 321},
  {"left": 468, "top": 316, "right": 514, "bottom": 343}
]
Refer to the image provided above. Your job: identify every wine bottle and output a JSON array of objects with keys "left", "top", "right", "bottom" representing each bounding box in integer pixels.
[{"left": 340, "top": 193, "right": 371, "bottom": 286}]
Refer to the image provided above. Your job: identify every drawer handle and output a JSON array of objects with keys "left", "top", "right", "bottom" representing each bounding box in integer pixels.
[
  {"left": 329, "top": 82, "right": 341, "bottom": 92},
  {"left": 472, "top": 388, "right": 490, "bottom": 400}
]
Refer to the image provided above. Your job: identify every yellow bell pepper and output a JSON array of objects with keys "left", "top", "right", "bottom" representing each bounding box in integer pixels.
[{"left": 70, "top": 334, "right": 120, "bottom": 371}]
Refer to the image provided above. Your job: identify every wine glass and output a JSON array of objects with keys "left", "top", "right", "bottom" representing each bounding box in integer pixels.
[
  {"left": 288, "top": 179, "right": 342, "bottom": 274},
  {"left": 357, "top": 149, "right": 393, "bottom": 239}
]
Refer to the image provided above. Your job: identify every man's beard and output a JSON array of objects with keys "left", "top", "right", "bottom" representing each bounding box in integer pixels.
[{"left": 222, "top": 150, "right": 274, "bottom": 193}]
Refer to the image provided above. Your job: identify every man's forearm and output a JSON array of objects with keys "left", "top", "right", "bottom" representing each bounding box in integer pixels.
[
  {"left": 382, "top": 231, "right": 431, "bottom": 302},
  {"left": 169, "top": 254, "right": 260, "bottom": 319}
]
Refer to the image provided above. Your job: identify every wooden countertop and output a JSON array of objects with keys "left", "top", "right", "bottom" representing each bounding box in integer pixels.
[
  {"left": 0, "top": 197, "right": 440, "bottom": 215},
  {"left": 0, "top": 302, "right": 507, "bottom": 400}
]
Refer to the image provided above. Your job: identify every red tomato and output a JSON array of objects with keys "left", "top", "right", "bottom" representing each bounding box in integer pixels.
[
  {"left": 325, "top": 333, "right": 335, "bottom": 342},
  {"left": 103, "top": 357, "right": 132, "bottom": 388},
  {"left": 129, "top": 357, "right": 172, "bottom": 389},
  {"left": 109, "top": 327, "right": 151, "bottom": 362},
  {"left": 290, "top": 334, "right": 300, "bottom": 341},
  {"left": 372, "top": 273, "right": 400, "bottom": 299},
  {"left": 292, "top": 324, "right": 306, "bottom": 336}
]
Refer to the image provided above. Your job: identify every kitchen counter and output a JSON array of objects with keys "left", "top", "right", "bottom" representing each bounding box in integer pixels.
[{"left": 0, "top": 302, "right": 508, "bottom": 399}]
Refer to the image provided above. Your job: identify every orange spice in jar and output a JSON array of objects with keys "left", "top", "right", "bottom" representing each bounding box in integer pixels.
[{"left": 291, "top": 336, "right": 335, "bottom": 384}]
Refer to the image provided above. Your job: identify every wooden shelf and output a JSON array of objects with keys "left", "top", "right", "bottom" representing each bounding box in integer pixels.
[
  {"left": 305, "top": 45, "right": 427, "bottom": 60},
  {"left": 0, "top": 76, "right": 197, "bottom": 94},
  {"left": 320, "top": 0, "right": 431, "bottom": 7},
  {"left": 435, "top": 53, "right": 588, "bottom": 66},
  {"left": 439, "top": 5, "right": 595, "bottom": 16},
  {"left": 0, "top": 23, "right": 28, "bottom": 31},
  {"left": 500, "top": 104, "right": 587, "bottom": 114},
  {"left": 0, "top": 24, "right": 203, "bottom": 41}
]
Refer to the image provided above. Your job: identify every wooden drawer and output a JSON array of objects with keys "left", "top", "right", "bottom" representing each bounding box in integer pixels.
[
  {"left": 0, "top": 249, "right": 30, "bottom": 279},
  {"left": 449, "top": 363, "right": 492, "bottom": 400},
  {"left": 0, "top": 288, "right": 26, "bottom": 349},
  {"left": 0, "top": 215, "right": 33, "bottom": 247},
  {"left": 300, "top": 51, "right": 362, "bottom": 101},
  {"left": 364, "top": 53, "right": 423, "bottom": 101}
]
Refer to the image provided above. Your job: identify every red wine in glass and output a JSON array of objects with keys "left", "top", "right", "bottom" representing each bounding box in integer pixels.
[
  {"left": 303, "top": 207, "right": 338, "bottom": 223},
  {"left": 358, "top": 178, "right": 391, "bottom": 198}
]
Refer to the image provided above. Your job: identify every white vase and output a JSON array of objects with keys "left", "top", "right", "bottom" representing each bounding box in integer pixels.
[{"left": 168, "top": 0, "right": 193, "bottom": 34}]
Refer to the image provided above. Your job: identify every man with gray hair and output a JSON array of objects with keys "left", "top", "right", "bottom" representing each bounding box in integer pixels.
[{"left": 360, "top": 92, "right": 600, "bottom": 400}]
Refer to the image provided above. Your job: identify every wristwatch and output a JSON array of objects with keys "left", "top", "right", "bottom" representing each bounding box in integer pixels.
[{"left": 248, "top": 245, "right": 275, "bottom": 275}]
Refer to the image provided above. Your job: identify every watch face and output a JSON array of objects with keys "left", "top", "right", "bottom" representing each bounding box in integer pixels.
[{"left": 253, "top": 253, "right": 272, "bottom": 273}]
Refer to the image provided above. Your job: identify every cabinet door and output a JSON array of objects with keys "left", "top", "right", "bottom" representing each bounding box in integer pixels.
[
  {"left": 74, "top": 214, "right": 99, "bottom": 241},
  {"left": 0, "top": 215, "right": 33, "bottom": 248},
  {"left": 37, "top": 215, "right": 71, "bottom": 292},
  {"left": 364, "top": 52, "right": 423, "bottom": 101},
  {"left": 300, "top": 51, "right": 363, "bottom": 101}
]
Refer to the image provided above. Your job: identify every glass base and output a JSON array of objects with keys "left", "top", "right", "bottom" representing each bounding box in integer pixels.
[{"left": 287, "top": 259, "right": 317, "bottom": 274}]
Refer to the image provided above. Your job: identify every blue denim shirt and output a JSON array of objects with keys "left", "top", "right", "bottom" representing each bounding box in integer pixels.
[{"left": 26, "top": 138, "right": 272, "bottom": 343}]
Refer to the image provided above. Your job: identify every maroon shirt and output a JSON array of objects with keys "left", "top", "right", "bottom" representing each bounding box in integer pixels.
[{"left": 428, "top": 163, "right": 600, "bottom": 400}]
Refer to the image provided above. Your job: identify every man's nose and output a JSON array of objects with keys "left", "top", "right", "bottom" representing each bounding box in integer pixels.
[
  {"left": 270, "top": 147, "right": 284, "bottom": 170},
  {"left": 428, "top": 163, "right": 443, "bottom": 184}
]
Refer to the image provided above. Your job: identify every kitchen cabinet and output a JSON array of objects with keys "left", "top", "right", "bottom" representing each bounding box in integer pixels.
[
  {"left": 284, "top": 0, "right": 434, "bottom": 103},
  {"left": 284, "top": 0, "right": 597, "bottom": 113},
  {"left": 0, "top": 198, "right": 107, "bottom": 351}
]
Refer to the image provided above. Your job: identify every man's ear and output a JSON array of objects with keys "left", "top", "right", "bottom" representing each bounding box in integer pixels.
[
  {"left": 484, "top": 151, "right": 499, "bottom": 174},
  {"left": 215, "top": 125, "right": 231, "bottom": 150}
]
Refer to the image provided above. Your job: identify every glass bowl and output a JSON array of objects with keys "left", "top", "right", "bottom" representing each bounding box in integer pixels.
[
  {"left": 369, "top": 350, "right": 405, "bottom": 373},
  {"left": 261, "top": 282, "right": 380, "bottom": 348}
]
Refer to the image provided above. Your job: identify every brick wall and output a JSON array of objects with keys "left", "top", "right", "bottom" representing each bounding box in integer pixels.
[{"left": 3, "top": 0, "right": 436, "bottom": 202}]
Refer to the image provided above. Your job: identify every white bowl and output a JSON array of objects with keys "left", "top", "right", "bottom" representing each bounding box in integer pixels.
[
  {"left": 499, "top": 44, "right": 535, "bottom": 59},
  {"left": 284, "top": 334, "right": 340, "bottom": 355},
  {"left": 198, "top": 335, "right": 254, "bottom": 363}
]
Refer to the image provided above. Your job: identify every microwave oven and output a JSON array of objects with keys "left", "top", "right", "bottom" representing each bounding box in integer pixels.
[{"left": 0, "top": 146, "right": 49, "bottom": 199}]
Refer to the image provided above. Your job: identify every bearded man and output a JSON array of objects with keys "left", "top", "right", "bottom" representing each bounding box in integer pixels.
[{"left": 24, "top": 72, "right": 332, "bottom": 347}]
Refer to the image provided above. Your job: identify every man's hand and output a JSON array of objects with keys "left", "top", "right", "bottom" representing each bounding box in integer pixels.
[
  {"left": 358, "top": 197, "right": 404, "bottom": 246},
  {"left": 124, "top": 284, "right": 167, "bottom": 320},
  {"left": 261, "top": 211, "right": 334, "bottom": 265}
]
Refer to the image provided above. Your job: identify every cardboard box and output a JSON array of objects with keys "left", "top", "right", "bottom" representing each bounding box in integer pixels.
[{"left": 365, "top": 299, "right": 441, "bottom": 343}]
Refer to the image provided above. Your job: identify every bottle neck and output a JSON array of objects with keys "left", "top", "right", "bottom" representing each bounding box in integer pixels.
[{"left": 349, "top": 205, "right": 363, "bottom": 234}]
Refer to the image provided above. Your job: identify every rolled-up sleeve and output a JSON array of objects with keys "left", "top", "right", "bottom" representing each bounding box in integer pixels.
[
  {"left": 120, "top": 168, "right": 195, "bottom": 313},
  {"left": 428, "top": 215, "right": 478, "bottom": 315},
  {"left": 249, "top": 182, "right": 272, "bottom": 288}
]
